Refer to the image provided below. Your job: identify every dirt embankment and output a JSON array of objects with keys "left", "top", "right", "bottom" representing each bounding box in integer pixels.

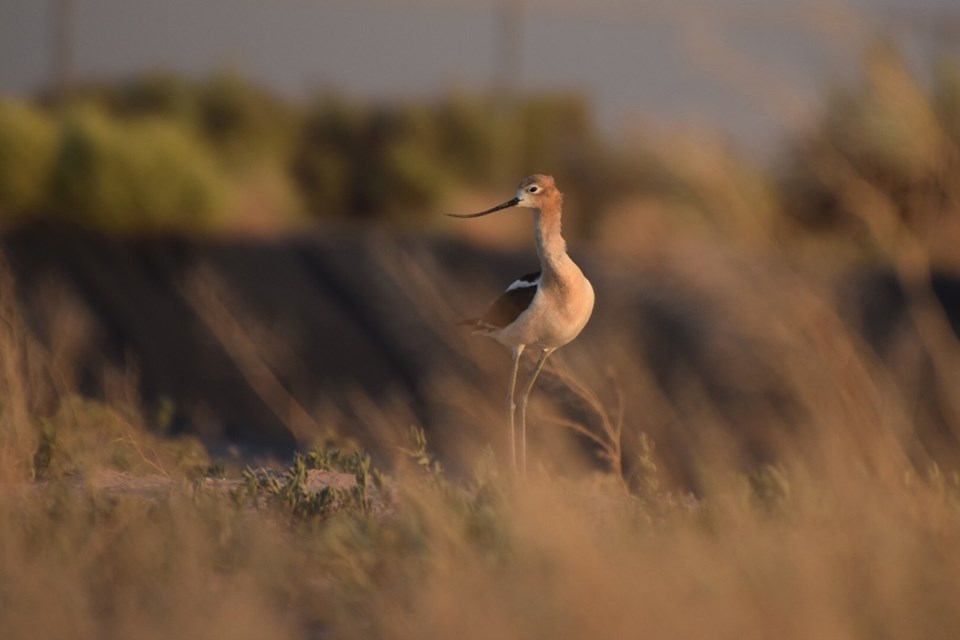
[{"left": 3, "top": 223, "right": 960, "bottom": 472}]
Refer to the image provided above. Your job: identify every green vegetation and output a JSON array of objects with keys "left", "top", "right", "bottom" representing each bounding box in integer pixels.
[
  {"left": 237, "top": 447, "right": 385, "bottom": 519},
  {"left": 0, "top": 45, "right": 955, "bottom": 253},
  {"left": 5, "top": 73, "right": 616, "bottom": 231},
  {"left": 49, "top": 108, "right": 229, "bottom": 233},
  {"left": 0, "top": 101, "right": 57, "bottom": 220}
]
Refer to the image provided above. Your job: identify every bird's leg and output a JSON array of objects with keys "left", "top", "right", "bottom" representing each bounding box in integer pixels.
[
  {"left": 517, "top": 348, "right": 553, "bottom": 477},
  {"left": 507, "top": 345, "right": 525, "bottom": 474}
]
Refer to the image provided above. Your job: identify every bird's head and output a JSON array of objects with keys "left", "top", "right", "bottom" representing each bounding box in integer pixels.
[{"left": 448, "top": 174, "right": 560, "bottom": 219}]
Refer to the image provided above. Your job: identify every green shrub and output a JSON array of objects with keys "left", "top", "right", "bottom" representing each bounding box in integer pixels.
[
  {"left": 0, "top": 100, "right": 57, "bottom": 219},
  {"left": 49, "top": 107, "right": 228, "bottom": 233},
  {"left": 359, "top": 105, "right": 452, "bottom": 219},
  {"left": 294, "top": 98, "right": 453, "bottom": 218},
  {"left": 293, "top": 92, "right": 618, "bottom": 221},
  {"left": 292, "top": 96, "right": 365, "bottom": 215},
  {"left": 435, "top": 93, "right": 501, "bottom": 183},
  {"left": 197, "top": 71, "right": 296, "bottom": 168}
]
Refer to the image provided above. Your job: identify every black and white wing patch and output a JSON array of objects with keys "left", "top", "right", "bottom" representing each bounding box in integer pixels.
[{"left": 472, "top": 271, "right": 541, "bottom": 331}]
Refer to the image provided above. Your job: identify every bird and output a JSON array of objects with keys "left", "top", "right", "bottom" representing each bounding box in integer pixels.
[{"left": 449, "top": 174, "right": 594, "bottom": 476}]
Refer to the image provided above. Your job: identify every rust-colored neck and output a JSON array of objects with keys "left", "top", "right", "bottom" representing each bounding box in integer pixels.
[{"left": 533, "top": 192, "right": 570, "bottom": 278}]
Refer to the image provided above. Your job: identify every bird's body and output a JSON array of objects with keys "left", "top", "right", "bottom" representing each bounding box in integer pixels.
[{"left": 450, "top": 175, "right": 594, "bottom": 475}]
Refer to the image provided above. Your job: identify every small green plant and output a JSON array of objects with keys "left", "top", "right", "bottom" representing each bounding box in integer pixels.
[
  {"left": 236, "top": 446, "right": 387, "bottom": 520},
  {"left": 745, "top": 463, "right": 793, "bottom": 516},
  {"left": 401, "top": 425, "right": 444, "bottom": 480}
]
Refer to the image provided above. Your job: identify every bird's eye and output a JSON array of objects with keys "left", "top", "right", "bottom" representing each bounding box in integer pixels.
[{"left": 527, "top": 186, "right": 539, "bottom": 193}]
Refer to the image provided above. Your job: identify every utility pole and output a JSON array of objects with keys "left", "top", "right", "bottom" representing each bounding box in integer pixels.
[
  {"left": 493, "top": 0, "right": 524, "bottom": 182},
  {"left": 494, "top": 0, "right": 523, "bottom": 97},
  {"left": 52, "top": 0, "right": 75, "bottom": 100}
]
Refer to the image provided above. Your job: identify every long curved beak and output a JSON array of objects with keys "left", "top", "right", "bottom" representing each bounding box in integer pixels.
[{"left": 446, "top": 196, "right": 520, "bottom": 219}]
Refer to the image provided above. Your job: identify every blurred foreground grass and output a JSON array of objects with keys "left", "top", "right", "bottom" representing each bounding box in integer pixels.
[
  {"left": 4, "top": 402, "right": 960, "bottom": 639},
  {"left": 3, "top": 235, "right": 960, "bottom": 640}
]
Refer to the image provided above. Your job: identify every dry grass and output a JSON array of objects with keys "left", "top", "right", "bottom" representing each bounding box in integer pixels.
[{"left": 2, "top": 436, "right": 960, "bottom": 639}]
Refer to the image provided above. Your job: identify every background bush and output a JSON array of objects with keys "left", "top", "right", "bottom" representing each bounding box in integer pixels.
[
  {"left": 0, "top": 101, "right": 57, "bottom": 220},
  {"left": 0, "top": 45, "right": 955, "bottom": 250},
  {"left": 48, "top": 107, "right": 228, "bottom": 233},
  {"left": 779, "top": 43, "right": 960, "bottom": 263}
]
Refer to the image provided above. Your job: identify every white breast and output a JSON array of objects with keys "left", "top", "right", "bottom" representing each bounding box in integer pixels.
[{"left": 494, "top": 271, "right": 594, "bottom": 351}]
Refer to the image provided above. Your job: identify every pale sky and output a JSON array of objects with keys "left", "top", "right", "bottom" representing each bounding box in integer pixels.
[{"left": 1, "top": 0, "right": 958, "bottom": 155}]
